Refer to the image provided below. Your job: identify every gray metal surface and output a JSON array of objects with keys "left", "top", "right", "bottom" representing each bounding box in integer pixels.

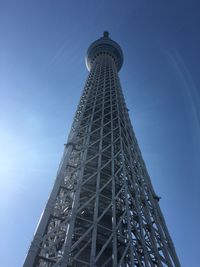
[{"left": 24, "top": 33, "right": 180, "bottom": 267}]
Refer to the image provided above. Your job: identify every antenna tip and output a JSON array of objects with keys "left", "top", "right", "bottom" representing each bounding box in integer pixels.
[{"left": 103, "top": 31, "right": 109, "bottom": 38}]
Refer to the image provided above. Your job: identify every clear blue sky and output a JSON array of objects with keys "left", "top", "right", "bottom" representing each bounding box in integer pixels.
[{"left": 0, "top": 1, "right": 199, "bottom": 266}]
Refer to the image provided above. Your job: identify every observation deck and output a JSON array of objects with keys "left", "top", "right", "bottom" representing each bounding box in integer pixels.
[{"left": 86, "top": 31, "right": 123, "bottom": 72}]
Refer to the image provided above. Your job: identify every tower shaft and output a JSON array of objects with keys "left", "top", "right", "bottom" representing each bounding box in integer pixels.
[{"left": 24, "top": 34, "right": 180, "bottom": 267}]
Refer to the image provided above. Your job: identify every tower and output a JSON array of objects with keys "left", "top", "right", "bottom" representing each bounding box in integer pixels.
[{"left": 24, "top": 32, "right": 180, "bottom": 267}]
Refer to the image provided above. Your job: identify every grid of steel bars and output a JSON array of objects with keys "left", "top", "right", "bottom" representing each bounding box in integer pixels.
[{"left": 24, "top": 36, "right": 180, "bottom": 267}]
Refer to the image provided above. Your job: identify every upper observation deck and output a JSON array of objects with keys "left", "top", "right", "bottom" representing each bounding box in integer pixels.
[{"left": 86, "top": 31, "right": 123, "bottom": 72}]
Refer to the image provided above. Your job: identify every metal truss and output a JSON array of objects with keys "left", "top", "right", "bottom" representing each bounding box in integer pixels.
[{"left": 24, "top": 45, "right": 180, "bottom": 266}]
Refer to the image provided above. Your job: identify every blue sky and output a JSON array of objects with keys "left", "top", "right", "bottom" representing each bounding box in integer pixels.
[{"left": 0, "top": 1, "right": 200, "bottom": 266}]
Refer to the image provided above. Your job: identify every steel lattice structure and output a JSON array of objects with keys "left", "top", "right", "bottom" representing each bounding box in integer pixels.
[{"left": 24, "top": 32, "right": 180, "bottom": 267}]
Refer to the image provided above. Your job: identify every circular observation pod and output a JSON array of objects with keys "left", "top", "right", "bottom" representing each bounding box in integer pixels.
[{"left": 86, "top": 31, "right": 123, "bottom": 72}]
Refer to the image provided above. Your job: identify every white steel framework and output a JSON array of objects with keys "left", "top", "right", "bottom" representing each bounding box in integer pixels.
[{"left": 24, "top": 32, "right": 180, "bottom": 267}]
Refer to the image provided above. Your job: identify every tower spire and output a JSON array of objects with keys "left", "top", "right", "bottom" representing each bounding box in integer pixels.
[{"left": 103, "top": 30, "right": 109, "bottom": 38}]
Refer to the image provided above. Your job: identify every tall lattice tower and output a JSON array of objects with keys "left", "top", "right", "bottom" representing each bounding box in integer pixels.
[{"left": 24, "top": 32, "right": 180, "bottom": 267}]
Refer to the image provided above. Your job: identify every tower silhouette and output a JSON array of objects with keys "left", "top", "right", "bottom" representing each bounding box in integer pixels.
[{"left": 24, "top": 32, "right": 180, "bottom": 267}]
